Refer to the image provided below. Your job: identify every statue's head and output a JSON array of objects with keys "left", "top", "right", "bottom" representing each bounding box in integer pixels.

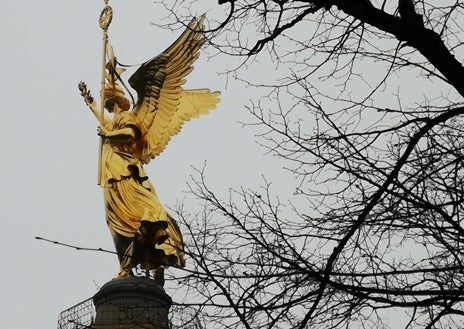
[{"left": 104, "top": 87, "right": 130, "bottom": 113}]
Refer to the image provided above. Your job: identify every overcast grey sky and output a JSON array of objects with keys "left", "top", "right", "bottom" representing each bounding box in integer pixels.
[
  {"left": 4, "top": 1, "right": 456, "bottom": 328},
  {"left": 1, "top": 1, "right": 285, "bottom": 328}
]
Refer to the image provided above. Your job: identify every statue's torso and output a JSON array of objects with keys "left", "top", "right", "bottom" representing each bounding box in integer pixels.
[{"left": 101, "top": 112, "right": 147, "bottom": 186}]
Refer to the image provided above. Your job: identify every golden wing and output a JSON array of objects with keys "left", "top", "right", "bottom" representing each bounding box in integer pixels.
[{"left": 129, "top": 16, "right": 220, "bottom": 164}]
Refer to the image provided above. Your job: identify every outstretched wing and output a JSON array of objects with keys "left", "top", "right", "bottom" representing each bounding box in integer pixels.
[
  {"left": 165, "top": 88, "right": 220, "bottom": 143},
  {"left": 129, "top": 16, "right": 220, "bottom": 164}
]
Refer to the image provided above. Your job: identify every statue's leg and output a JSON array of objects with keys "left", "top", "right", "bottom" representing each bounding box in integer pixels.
[
  {"left": 154, "top": 267, "right": 165, "bottom": 286},
  {"left": 111, "top": 230, "right": 134, "bottom": 278},
  {"left": 118, "top": 240, "right": 134, "bottom": 278}
]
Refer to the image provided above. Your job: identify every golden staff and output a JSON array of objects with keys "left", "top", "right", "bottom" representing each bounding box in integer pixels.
[{"left": 97, "top": 1, "right": 113, "bottom": 185}]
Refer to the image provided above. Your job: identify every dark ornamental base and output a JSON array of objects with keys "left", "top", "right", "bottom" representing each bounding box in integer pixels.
[{"left": 92, "top": 276, "right": 172, "bottom": 329}]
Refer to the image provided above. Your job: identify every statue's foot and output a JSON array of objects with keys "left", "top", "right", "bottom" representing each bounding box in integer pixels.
[{"left": 114, "top": 269, "right": 132, "bottom": 279}]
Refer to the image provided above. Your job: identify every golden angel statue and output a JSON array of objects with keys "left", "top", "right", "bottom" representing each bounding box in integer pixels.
[{"left": 79, "top": 16, "right": 220, "bottom": 279}]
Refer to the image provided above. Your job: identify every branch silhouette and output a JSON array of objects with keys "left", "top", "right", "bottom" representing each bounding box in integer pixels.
[{"left": 35, "top": 236, "right": 117, "bottom": 255}]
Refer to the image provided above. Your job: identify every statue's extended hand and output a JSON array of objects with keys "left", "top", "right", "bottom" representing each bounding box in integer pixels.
[
  {"left": 97, "top": 126, "right": 110, "bottom": 137},
  {"left": 78, "top": 82, "right": 94, "bottom": 106}
]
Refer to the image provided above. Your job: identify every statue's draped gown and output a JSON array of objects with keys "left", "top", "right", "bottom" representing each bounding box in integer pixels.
[{"left": 101, "top": 111, "right": 184, "bottom": 271}]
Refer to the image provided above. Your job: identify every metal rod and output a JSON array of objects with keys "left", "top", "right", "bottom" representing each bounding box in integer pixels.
[{"left": 97, "top": 1, "right": 113, "bottom": 185}]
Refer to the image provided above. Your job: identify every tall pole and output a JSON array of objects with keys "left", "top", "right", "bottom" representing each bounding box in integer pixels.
[{"left": 97, "top": 1, "right": 113, "bottom": 185}]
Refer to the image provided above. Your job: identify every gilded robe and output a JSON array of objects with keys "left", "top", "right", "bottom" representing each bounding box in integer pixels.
[{"left": 101, "top": 111, "right": 184, "bottom": 268}]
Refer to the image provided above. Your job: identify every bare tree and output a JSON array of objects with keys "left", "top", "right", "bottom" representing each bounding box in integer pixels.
[{"left": 154, "top": 1, "right": 464, "bottom": 328}]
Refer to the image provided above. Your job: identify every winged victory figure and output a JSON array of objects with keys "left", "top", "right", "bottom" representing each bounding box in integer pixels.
[{"left": 79, "top": 16, "right": 220, "bottom": 279}]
